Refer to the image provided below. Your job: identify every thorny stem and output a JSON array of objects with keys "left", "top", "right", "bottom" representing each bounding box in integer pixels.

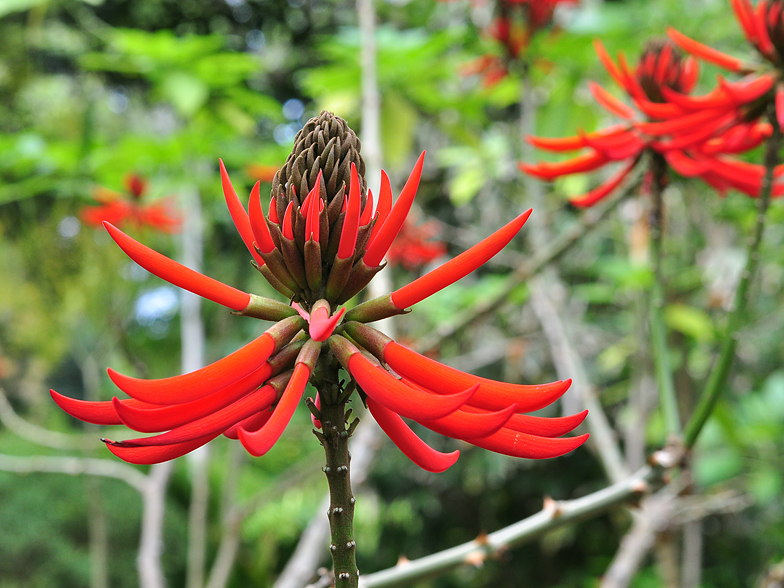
[
  {"left": 316, "top": 356, "right": 359, "bottom": 588},
  {"left": 647, "top": 150, "right": 681, "bottom": 437},
  {"left": 684, "top": 117, "right": 781, "bottom": 449}
]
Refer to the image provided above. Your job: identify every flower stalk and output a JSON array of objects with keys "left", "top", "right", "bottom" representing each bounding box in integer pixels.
[
  {"left": 684, "top": 114, "right": 781, "bottom": 449},
  {"left": 647, "top": 150, "right": 681, "bottom": 437},
  {"left": 314, "top": 356, "right": 359, "bottom": 588}
]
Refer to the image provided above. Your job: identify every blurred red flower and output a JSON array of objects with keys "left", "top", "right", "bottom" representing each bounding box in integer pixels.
[{"left": 81, "top": 174, "right": 181, "bottom": 234}]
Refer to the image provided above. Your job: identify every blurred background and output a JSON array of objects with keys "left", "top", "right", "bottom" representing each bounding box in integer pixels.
[{"left": 1, "top": 0, "right": 784, "bottom": 586}]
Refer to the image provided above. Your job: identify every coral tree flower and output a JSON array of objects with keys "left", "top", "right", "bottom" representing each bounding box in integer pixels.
[
  {"left": 663, "top": 0, "right": 784, "bottom": 195},
  {"left": 521, "top": 38, "right": 778, "bottom": 204},
  {"left": 386, "top": 217, "right": 447, "bottom": 271},
  {"left": 461, "top": 0, "right": 579, "bottom": 87},
  {"left": 51, "top": 112, "right": 587, "bottom": 472},
  {"left": 81, "top": 174, "right": 181, "bottom": 233}
]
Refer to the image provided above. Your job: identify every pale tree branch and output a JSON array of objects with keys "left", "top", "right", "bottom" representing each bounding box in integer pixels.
[
  {"left": 138, "top": 462, "right": 174, "bottom": 588},
  {"left": 0, "top": 452, "right": 148, "bottom": 492}
]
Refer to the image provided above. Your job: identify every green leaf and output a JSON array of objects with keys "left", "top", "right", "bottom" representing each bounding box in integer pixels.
[
  {"left": 0, "top": 0, "right": 47, "bottom": 18},
  {"left": 159, "top": 71, "right": 209, "bottom": 117},
  {"left": 664, "top": 304, "right": 716, "bottom": 342}
]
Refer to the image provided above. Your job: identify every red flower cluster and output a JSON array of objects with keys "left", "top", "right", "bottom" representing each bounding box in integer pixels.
[
  {"left": 81, "top": 174, "right": 181, "bottom": 233},
  {"left": 521, "top": 38, "right": 778, "bottom": 204},
  {"left": 386, "top": 217, "right": 447, "bottom": 271},
  {"left": 52, "top": 113, "right": 587, "bottom": 472},
  {"left": 461, "top": 0, "right": 578, "bottom": 87}
]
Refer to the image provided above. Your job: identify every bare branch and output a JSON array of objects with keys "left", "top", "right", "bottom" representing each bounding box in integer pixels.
[
  {"left": 359, "top": 466, "right": 654, "bottom": 588},
  {"left": 0, "top": 452, "right": 147, "bottom": 492}
]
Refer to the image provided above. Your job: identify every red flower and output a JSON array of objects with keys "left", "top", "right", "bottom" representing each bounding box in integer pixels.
[
  {"left": 81, "top": 174, "right": 181, "bottom": 234},
  {"left": 386, "top": 217, "right": 447, "bottom": 271},
  {"left": 52, "top": 112, "right": 587, "bottom": 472},
  {"left": 521, "top": 39, "right": 779, "bottom": 204}
]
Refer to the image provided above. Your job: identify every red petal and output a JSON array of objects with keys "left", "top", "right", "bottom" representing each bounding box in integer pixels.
[
  {"left": 363, "top": 152, "right": 425, "bottom": 267},
  {"left": 462, "top": 406, "right": 588, "bottom": 437},
  {"left": 219, "top": 159, "right": 265, "bottom": 266},
  {"left": 347, "top": 354, "right": 475, "bottom": 420},
  {"left": 282, "top": 201, "right": 295, "bottom": 240},
  {"left": 593, "top": 39, "right": 627, "bottom": 90},
  {"left": 366, "top": 398, "right": 459, "bottom": 473},
  {"left": 105, "top": 434, "right": 218, "bottom": 465},
  {"left": 588, "top": 82, "right": 635, "bottom": 120},
  {"left": 50, "top": 389, "right": 151, "bottom": 426},
  {"left": 519, "top": 151, "right": 608, "bottom": 180},
  {"left": 390, "top": 209, "right": 531, "bottom": 310},
  {"left": 337, "top": 164, "right": 361, "bottom": 260},
  {"left": 103, "top": 222, "right": 251, "bottom": 311},
  {"left": 415, "top": 402, "right": 517, "bottom": 440},
  {"left": 569, "top": 160, "right": 636, "bottom": 207},
  {"left": 469, "top": 429, "right": 589, "bottom": 459},
  {"left": 111, "top": 384, "right": 277, "bottom": 447},
  {"left": 309, "top": 307, "right": 346, "bottom": 342},
  {"left": 776, "top": 84, "right": 784, "bottom": 130},
  {"left": 635, "top": 107, "right": 728, "bottom": 136},
  {"left": 248, "top": 182, "right": 277, "bottom": 254},
  {"left": 384, "top": 341, "right": 571, "bottom": 413},
  {"left": 753, "top": 0, "right": 776, "bottom": 59},
  {"left": 667, "top": 27, "right": 747, "bottom": 72},
  {"left": 108, "top": 332, "right": 276, "bottom": 405},
  {"left": 238, "top": 363, "right": 311, "bottom": 457},
  {"left": 111, "top": 362, "right": 274, "bottom": 432},
  {"left": 360, "top": 188, "right": 374, "bottom": 226},
  {"left": 223, "top": 410, "right": 272, "bottom": 439}
]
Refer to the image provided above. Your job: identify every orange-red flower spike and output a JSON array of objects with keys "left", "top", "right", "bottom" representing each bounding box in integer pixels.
[
  {"left": 667, "top": 27, "right": 748, "bottom": 72},
  {"left": 111, "top": 362, "right": 275, "bottom": 432},
  {"left": 470, "top": 428, "right": 589, "bottom": 459},
  {"left": 105, "top": 434, "right": 219, "bottom": 465},
  {"left": 366, "top": 398, "right": 459, "bottom": 473},
  {"left": 238, "top": 339, "right": 321, "bottom": 457},
  {"left": 49, "top": 389, "right": 150, "bottom": 426},
  {"left": 337, "top": 163, "right": 361, "bottom": 260},
  {"left": 569, "top": 160, "right": 636, "bottom": 208},
  {"left": 220, "top": 159, "right": 265, "bottom": 266},
  {"left": 249, "top": 182, "right": 277, "bottom": 255},
  {"left": 110, "top": 384, "right": 278, "bottom": 447},
  {"left": 390, "top": 209, "right": 532, "bottom": 310},
  {"left": 107, "top": 315, "right": 303, "bottom": 405},
  {"left": 104, "top": 222, "right": 251, "bottom": 311},
  {"left": 363, "top": 152, "right": 425, "bottom": 267}
]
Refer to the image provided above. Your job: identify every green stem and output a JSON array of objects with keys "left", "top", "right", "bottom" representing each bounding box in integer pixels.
[
  {"left": 648, "top": 151, "right": 681, "bottom": 437},
  {"left": 683, "top": 120, "right": 780, "bottom": 449},
  {"left": 316, "top": 360, "right": 359, "bottom": 587}
]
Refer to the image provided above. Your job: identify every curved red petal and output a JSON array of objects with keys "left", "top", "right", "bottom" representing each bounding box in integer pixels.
[
  {"left": 470, "top": 429, "right": 589, "bottom": 459},
  {"left": 348, "top": 354, "right": 475, "bottom": 420},
  {"left": 569, "top": 160, "right": 636, "bottom": 207},
  {"left": 50, "top": 389, "right": 151, "bottom": 426},
  {"left": 363, "top": 152, "right": 425, "bottom": 267},
  {"left": 108, "top": 332, "right": 276, "bottom": 405},
  {"left": 219, "top": 159, "right": 265, "bottom": 266},
  {"left": 462, "top": 406, "right": 588, "bottom": 437},
  {"left": 667, "top": 27, "right": 747, "bottom": 72},
  {"left": 415, "top": 402, "right": 516, "bottom": 440},
  {"left": 112, "top": 384, "right": 277, "bottom": 447},
  {"left": 337, "top": 164, "right": 361, "bottom": 260},
  {"left": 111, "top": 362, "right": 275, "bottom": 432},
  {"left": 248, "top": 182, "right": 277, "bottom": 254},
  {"left": 103, "top": 222, "right": 251, "bottom": 311},
  {"left": 105, "top": 434, "right": 218, "bottom": 465},
  {"left": 223, "top": 410, "right": 272, "bottom": 439},
  {"left": 238, "top": 363, "right": 310, "bottom": 457},
  {"left": 384, "top": 341, "right": 570, "bottom": 413},
  {"left": 390, "top": 209, "right": 531, "bottom": 310},
  {"left": 588, "top": 82, "right": 636, "bottom": 120},
  {"left": 368, "top": 171, "right": 393, "bottom": 245},
  {"left": 366, "top": 398, "right": 459, "bottom": 473}
]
